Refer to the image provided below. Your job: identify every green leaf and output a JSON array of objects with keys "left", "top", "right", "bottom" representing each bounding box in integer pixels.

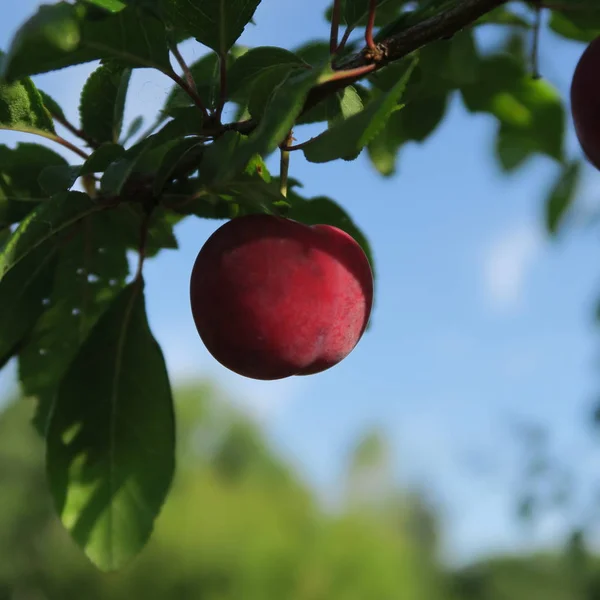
[
  {"left": 19, "top": 211, "right": 129, "bottom": 434},
  {"left": 38, "top": 165, "right": 82, "bottom": 195},
  {"left": 545, "top": 161, "right": 581, "bottom": 234},
  {"left": 303, "top": 56, "right": 417, "bottom": 163},
  {"left": 0, "top": 191, "right": 99, "bottom": 280},
  {"left": 121, "top": 115, "right": 144, "bottom": 144},
  {"left": 81, "top": 143, "right": 126, "bottom": 174},
  {"left": 476, "top": 6, "right": 531, "bottom": 27},
  {"left": 367, "top": 110, "right": 404, "bottom": 177},
  {"left": 211, "top": 64, "right": 330, "bottom": 182},
  {"left": 462, "top": 54, "right": 565, "bottom": 167},
  {"left": 46, "top": 281, "right": 175, "bottom": 571},
  {"left": 164, "top": 0, "right": 261, "bottom": 54},
  {"left": 79, "top": 61, "right": 132, "bottom": 144},
  {"left": 0, "top": 143, "right": 68, "bottom": 225},
  {"left": 448, "top": 30, "right": 479, "bottom": 85},
  {"left": 107, "top": 204, "right": 179, "bottom": 257},
  {"left": 83, "top": 0, "right": 127, "bottom": 11},
  {"left": 0, "top": 73, "right": 55, "bottom": 134},
  {"left": 549, "top": 8, "right": 600, "bottom": 42},
  {"left": 227, "top": 46, "right": 308, "bottom": 101},
  {"left": 38, "top": 89, "right": 66, "bottom": 121},
  {"left": 2, "top": 3, "right": 171, "bottom": 81},
  {"left": 0, "top": 241, "right": 58, "bottom": 367},
  {"left": 152, "top": 138, "right": 204, "bottom": 195}
]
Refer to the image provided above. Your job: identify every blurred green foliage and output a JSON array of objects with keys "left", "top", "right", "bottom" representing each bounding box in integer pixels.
[{"left": 1, "top": 381, "right": 599, "bottom": 599}]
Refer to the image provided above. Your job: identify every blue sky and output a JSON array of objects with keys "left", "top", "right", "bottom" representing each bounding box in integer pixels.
[{"left": 2, "top": 0, "right": 600, "bottom": 566}]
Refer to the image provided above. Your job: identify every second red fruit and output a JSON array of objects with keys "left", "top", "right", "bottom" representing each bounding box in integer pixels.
[
  {"left": 190, "top": 214, "right": 373, "bottom": 380},
  {"left": 571, "top": 36, "right": 600, "bottom": 171}
]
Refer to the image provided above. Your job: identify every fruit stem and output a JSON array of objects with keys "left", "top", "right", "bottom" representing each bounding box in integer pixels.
[
  {"left": 279, "top": 131, "right": 294, "bottom": 198},
  {"left": 135, "top": 210, "right": 151, "bottom": 282},
  {"left": 330, "top": 0, "right": 342, "bottom": 54}
]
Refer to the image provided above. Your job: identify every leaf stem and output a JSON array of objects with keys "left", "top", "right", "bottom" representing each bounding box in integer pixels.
[
  {"left": 337, "top": 26, "right": 355, "bottom": 55},
  {"left": 2, "top": 126, "right": 92, "bottom": 160},
  {"left": 215, "top": 52, "right": 228, "bottom": 123},
  {"left": 330, "top": 0, "right": 343, "bottom": 54},
  {"left": 170, "top": 42, "right": 198, "bottom": 94},
  {"left": 166, "top": 69, "right": 211, "bottom": 122},
  {"left": 50, "top": 110, "right": 98, "bottom": 149},
  {"left": 365, "top": 0, "right": 378, "bottom": 52}
]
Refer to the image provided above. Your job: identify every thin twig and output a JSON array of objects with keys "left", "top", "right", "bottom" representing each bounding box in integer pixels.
[
  {"left": 365, "top": 0, "right": 378, "bottom": 52},
  {"left": 330, "top": 0, "right": 342, "bottom": 54},
  {"left": 531, "top": 1, "right": 542, "bottom": 79},
  {"left": 215, "top": 52, "right": 228, "bottom": 123},
  {"left": 170, "top": 42, "right": 198, "bottom": 93},
  {"left": 166, "top": 70, "right": 211, "bottom": 121},
  {"left": 50, "top": 110, "right": 98, "bottom": 149},
  {"left": 337, "top": 26, "right": 355, "bottom": 55},
  {"left": 325, "top": 63, "right": 377, "bottom": 82},
  {"left": 280, "top": 136, "right": 319, "bottom": 152}
]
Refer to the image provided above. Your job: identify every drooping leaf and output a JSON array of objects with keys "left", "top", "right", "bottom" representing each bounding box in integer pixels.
[
  {"left": 0, "top": 241, "right": 58, "bottom": 368},
  {"left": 46, "top": 280, "right": 175, "bottom": 571},
  {"left": 38, "top": 89, "right": 66, "bottom": 121},
  {"left": 0, "top": 191, "right": 99, "bottom": 280},
  {"left": 2, "top": 3, "right": 171, "bottom": 81},
  {"left": 79, "top": 61, "right": 132, "bottom": 144},
  {"left": 0, "top": 143, "right": 68, "bottom": 226},
  {"left": 549, "top": 8, "right": 600, "bottom": 42},
  {"left": 0, "top": 73, "right": 55, "bottom": 134},
  {"left": 152, "top": 138, "right": 204, "bottom": 195},
  {"left": 545, "top": 160, "right": 581, "bottom": 235},
  {"left": 366, "top": 109, "right": 404, "bottom": 176},
  {"left": 19, "top": 211, "right": 129, "bottom": 433},
  {"left": 81, "top": 143, "right": 126, "bottom": 174},
  {"left": 227, "top": 46, "right": 308, "bottom": 101},
  {"left": 303, "top": 56, "right": 417, "bottom": 163},
  {"left": 38, "top": 165, "right": 82, "bottom": 195},
  {"left": 164, "top": 0, "right": 261, "bottom": 54}
]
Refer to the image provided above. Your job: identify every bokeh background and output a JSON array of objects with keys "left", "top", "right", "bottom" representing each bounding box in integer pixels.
[{"left": 2, "top": 1, "right": 600, "bottom": 597}]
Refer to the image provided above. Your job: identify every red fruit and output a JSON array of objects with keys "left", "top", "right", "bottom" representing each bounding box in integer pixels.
[
  {"left": 571, "top": 36, "right": 600, "bottom": 170},
  {"left": 190, "top": 214, "right": 373, "bottom": 381}
]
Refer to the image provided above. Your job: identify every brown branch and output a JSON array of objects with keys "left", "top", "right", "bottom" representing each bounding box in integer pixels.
[
  {"left": 302, "top": 0, "right": 507, "bottom": 117},
  {"left": 214, "top": 0, "right": 508, "bottom": 139},
  {"left": 166, "top": 70, "right": 211, "bottom": 121},
  {"left": 50, "top": 110, "right": 98, "bottom": 149},
  {"left": 330, "top": 0, "right": 342, "bottom": 54},
  {"left": 170, "top": 42, "right": 198, "bottom": 95},
  {"left": 337, "top": 26, "right": 355, "bottom": 55}
]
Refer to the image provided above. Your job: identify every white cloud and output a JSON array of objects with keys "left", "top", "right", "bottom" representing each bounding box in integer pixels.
[{"left": 482, "top": 223, "right": 543, "bottom": 312}]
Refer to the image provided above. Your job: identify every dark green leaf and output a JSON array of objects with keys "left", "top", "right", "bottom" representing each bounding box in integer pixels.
[
  {"left": 0, "top": 73, "right": 55, "bottom": 134},
  {"left": 38, "top": 165, "right": 82, "bottom": 195},
  {"left": 293, "top": 41, "right": 330, "bottom": 67},
  {"left": 545, "top": 161, "right": 581, "bottom": 234},
  {"left": 227, "top": 46, "right": 308, "bottom": 101},
  {"left": 81, "top": 143, "right": 126, "bottom": 174},
  {"left": 344, "top": 0, "right": 404, "bottom": 28},
  {"left": 19, "top": 211, "right": 129, "bottom": 434},
  {"left": 218, "top": 64, "right": 331, "bottom": 181},
  {"left": 0, "top": 241, "right": 58, "bottom": 367},
  {"left": 303, "top": 56, "right": 417, "bottom": 163},
  {"left": 0, "top": 143, "right": 68, "bottom": 225},
  {"left": 549, "top": 9, "right": 600, "bottom": 42},
  {"left": 79, "top": 61, "right": 132, "bottom": 144},
  {"left": 164, "top": 0, "right": 261, "bottom": 54},
  {"left": 448, "top": 30, "right": 479, "bottom": 85},
  {"left": 0, "top": 191, "right": 98, "bottom": 280},
  {"left": 121, "top": 115, "right": 144, "bottom": 144},
  {"left": 367, "top": 110, "right": 404, "bottom": 176},
  {"left": 46, "top": 281, "right": 175, "bottom": 571},
  {"left": 82, "top": 0, "right": 127, "bottom": 11},
  {"left": 38, "top": 89, "right": 66, "bottom": 121},
  {"left": 152, "top": 138, "right": 204, "bottom": 195},
  {"left": 476, "top": 6, "right": 531, "bottom": 27},
  {"left": 2, "top": 3, "right": 171, "bottom": 81}
]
